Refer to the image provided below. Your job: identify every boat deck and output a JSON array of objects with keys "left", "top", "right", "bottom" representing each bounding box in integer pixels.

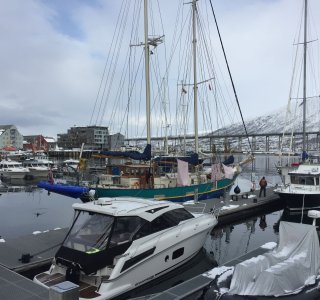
[
  {"left": 35, "top": 272, "right": 100, "bottom": 299},
  {"left": 186, "top": 187, "right": 284, "bottom": 226}
]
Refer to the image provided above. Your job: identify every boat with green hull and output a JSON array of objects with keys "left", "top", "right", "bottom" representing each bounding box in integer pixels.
[
  {"left": 87, "top": 0, "right": 253, "bottom": 203},
  {"left": 94, "top": 177, "right": 235, "bottom": 202}
]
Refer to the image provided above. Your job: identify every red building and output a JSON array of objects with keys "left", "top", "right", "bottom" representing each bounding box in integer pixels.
[{"left": 23, "top": 135, "right": 51, "bottom": 152}]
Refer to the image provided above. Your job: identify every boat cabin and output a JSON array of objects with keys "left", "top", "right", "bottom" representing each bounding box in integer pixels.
[
  {"left": 55, "top": 198, "right": 194, "bottom": 278},
  {"left": 288, "top": 165, "right": 320, "bottom": 187}
]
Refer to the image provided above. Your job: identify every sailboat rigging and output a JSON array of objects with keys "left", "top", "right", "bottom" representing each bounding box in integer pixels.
[
  {"left": 274, "top": 0, "right": 320, "bottom": 211},
  {"left": 88, "top": 0, "right": 254, "bottom": 203}
]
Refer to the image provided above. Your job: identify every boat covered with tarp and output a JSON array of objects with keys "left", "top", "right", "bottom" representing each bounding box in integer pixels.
[
  {"left": 202, "top": 219, "right": 320, "bottom": 299},
  {"left": 37, "top": 181, "right": 90, "bottom": 201}
]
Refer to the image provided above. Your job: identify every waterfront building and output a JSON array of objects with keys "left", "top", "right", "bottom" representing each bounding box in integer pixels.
[
  {"left": 57, "top": 126, "right": 125, "bottom": 150},
  {"left": 0, "top": 125, "right": 24, "bottom": 150},
  {"left": 23, "top": 135, "right": 57, "bottom": 152}
]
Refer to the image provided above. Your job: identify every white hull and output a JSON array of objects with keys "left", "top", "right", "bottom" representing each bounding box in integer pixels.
[
  {"left": 1, "top": 160, "right": 30, "bottom": 179},
  {"left": 96, "top": 227, "right": 211, "bottom": 299},
  {"left": 1, "top": 170, "right": 29, "bottom": 179},
  {"left": 28, "top": 168, "right": 49, "bottom": 178},
  {"left": 34, "top": 226, "right": 212, "bottom": 300}
]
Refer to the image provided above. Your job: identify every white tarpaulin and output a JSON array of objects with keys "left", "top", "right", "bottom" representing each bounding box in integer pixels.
[
  {"left": 222, "top": 164, "right": 234, "bottom": 179},
  {"left": 177, "top": 159, "right": 189, "bottom": 186},
  {"left": 229, "top": 221, "right": 320, "bottom": 296},
  {"left": 211, "top": 163, "right": 223, "bottom": 181}
]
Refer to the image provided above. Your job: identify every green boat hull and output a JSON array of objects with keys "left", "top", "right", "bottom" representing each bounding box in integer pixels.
[{"left": 94, "top": 177, "right": 235, "bottom": 202}]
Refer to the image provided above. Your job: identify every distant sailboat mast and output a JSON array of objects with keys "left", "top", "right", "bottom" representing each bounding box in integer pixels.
[
  {"left": 302, "top": 0, "right": 307, "bottom": 159},
  {"left": 144, "top": 0, "right": 151, "bottom": 145}
]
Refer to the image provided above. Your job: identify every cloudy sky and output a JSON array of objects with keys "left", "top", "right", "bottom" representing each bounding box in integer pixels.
[{"left": 0, "top": 0, "right": 319, "bottom": 139}]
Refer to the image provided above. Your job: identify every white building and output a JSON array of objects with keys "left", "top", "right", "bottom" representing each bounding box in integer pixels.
[{"left": 0, "top": 125, "right": 24, "bottom": 150}]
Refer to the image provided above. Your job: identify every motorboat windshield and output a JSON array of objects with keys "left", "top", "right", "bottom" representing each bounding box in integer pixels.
[
  {"left": 56, "top": 210, "right": 147, "bottom": 275},
  {"left": 63, "top": 211, "right": 114, "bottom": 253}
]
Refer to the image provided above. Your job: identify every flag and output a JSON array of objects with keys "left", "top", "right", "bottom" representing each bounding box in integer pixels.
[
  {"left": 79, "top": 158, "right": 87, "bottom": 171},
  {"left": 182, "top": 86, "right": 187, "bottom": 94},
  {"left": 211, "top": 163, "right": 223, "bottom": 182},
  {"left": 177, "top": 159, "right": 189, "bottom": 186},
  {"left": 209, "top": 83, "right": 212, "bottom": 90},
  {"left": 222, "top": 164, "right": 235, "bottom": 179}
]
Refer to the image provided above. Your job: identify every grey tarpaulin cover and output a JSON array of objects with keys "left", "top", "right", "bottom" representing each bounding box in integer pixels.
[{"left": 228, "top": 221, "right": 320, "bottom": 296}]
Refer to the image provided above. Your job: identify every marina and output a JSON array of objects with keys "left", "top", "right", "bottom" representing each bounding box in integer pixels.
[
  {"left": 1, "top": 0, "right": 320, "bottom": 299},
  {"left": 0, "top": 152, "right": 316, "bottom": 300}
]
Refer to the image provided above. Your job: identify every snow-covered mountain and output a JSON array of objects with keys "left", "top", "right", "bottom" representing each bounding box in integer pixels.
[{"left": 219, "top": 99, "right": 320, "bottom": 136}]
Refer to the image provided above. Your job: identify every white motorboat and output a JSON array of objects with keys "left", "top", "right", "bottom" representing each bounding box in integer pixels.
[
  {"left": 0, "top": 159, "right": 30, "bottom": 179},
  {"left": 62, "top": 159, "right": 79, "bottom": 173},
  {"left": 274, "top": 163, "right": 320, "bottom": 211},
  {"left": 34, "top": 197, "right": 217, "bottom": 299},
  {"left": 275, "top": 0, "right": 320, "bottom": 211},
  {"left": 22, "top": 159, "right": 51, "bottom": 179}
]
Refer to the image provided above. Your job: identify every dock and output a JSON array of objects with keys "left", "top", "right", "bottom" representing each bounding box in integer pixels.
[
  {"left": 0, "top": 187, "right": 284, "bottom": 299},
  {"left": 187, "top": 187, "right": 284, "bottom": 226}
]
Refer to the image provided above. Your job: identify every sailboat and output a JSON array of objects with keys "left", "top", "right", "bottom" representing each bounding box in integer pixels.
[
  {"left": 274, "top": 0, "right": 320, "bottom": 211},
  {"left": 89, "top": 0, "right": 252, "bottom": 203}
]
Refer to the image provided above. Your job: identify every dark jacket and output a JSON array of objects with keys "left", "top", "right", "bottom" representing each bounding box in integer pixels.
[{"left": 259, "top": 178, "right": 267, "bottom": 188}]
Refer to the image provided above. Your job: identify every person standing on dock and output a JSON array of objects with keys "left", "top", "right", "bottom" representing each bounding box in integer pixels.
[{"left": 259, "top": 176, "right": 267, "bottom": 197}]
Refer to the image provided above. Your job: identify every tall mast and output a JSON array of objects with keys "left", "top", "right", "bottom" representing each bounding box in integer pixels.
[
  {"left": 302, "top": 0, "right": 307, "bottom": 157},
  {"left": 192, "top": 0, "right": 199, "bottom": 153},
  {"left": 144, "top": 0, "right": 151, "bottom": 145},
  {"left": 162, "top": 77, "right": 169, "bottom": 155}
]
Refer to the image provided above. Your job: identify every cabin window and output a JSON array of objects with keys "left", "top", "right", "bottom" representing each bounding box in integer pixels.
[
  {"left": 110, "top": 216, "right": 146, "bottom": 247},
  {"left": 305, "top": 177, "right": 315, "bottom": 185},
  {"left": 167, "top": 208, "right": 194, "bottom": 223},
  {"left": 135, "top": 208, "right": 194, "bottom": 239},
  {"left": 172, "top": 247, "right": 184, "bottom": 259},
  {"left": 317, "top": 178, "right": 319, "bottom": 185},
  {"left": 290, "top": 176, "right": 300, "bottom": 184},
  {"left": 292, "top": 176, "right": 315, "bottom": 185}
]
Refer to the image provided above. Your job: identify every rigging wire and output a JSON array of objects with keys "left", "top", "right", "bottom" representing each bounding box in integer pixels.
[
  {"left": 209, "top": 0, "right": 252, "bottom": 152},
  {"left": 89, "top": 0, "right": 127, "bottom": 126}
]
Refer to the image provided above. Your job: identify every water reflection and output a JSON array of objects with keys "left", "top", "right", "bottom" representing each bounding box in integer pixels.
[
  {"left": 206, "top": 210, "right": 282, "bottom": 265},
  {"left": 259, "top": 215, "right": 267, "bottom": 231}
]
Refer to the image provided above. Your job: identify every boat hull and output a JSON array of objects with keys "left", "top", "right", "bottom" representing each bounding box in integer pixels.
[
  {"left": 98, "top": 228, "right": 212, "bottom": 299},
  {"left": 275, "top": 191, "right": 320, "bottom": 211},
  {"left": 94, "top": 177, "right": 235, "bottom": 202},
  {"left": 0, "top": 171, "right": 29, "bottom": 179},
  {"left": 27, "top": 168, "right": 49, "bottom": 179}
]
